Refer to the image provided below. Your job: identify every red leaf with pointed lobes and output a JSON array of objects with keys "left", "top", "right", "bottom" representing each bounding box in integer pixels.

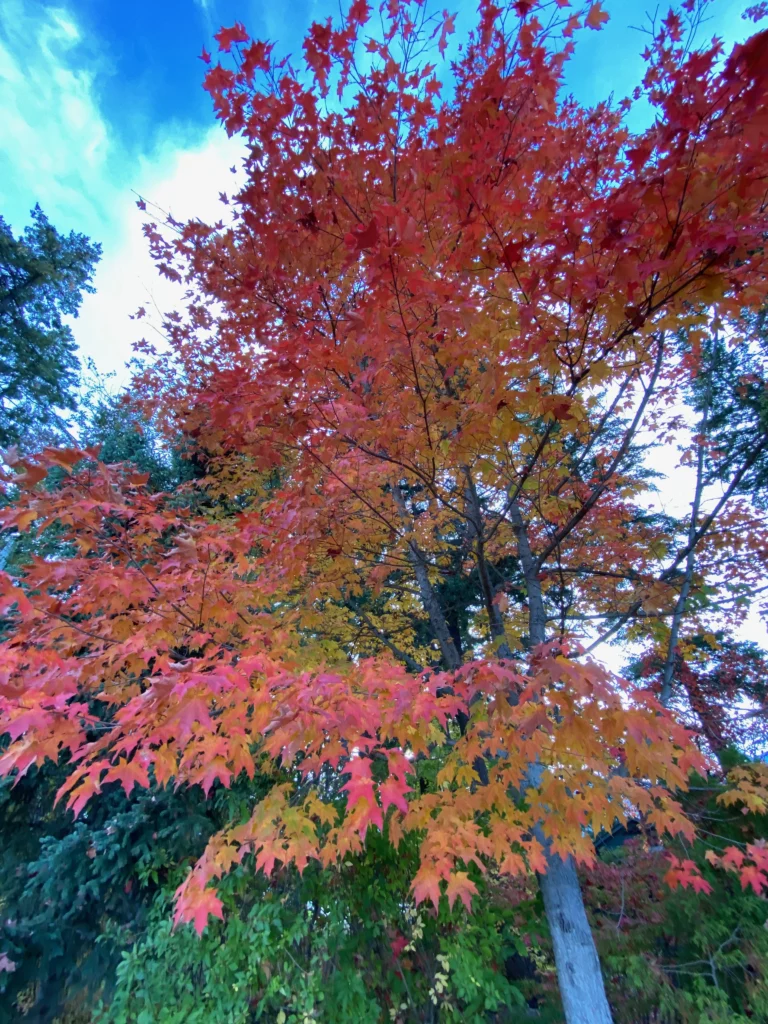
[
  {"left": 527, "top": 842, "right": 548, "bottom": 874},
  {"left": 386, "top": 748, "right": 413, "bottom": 780},
  {"left": 739, "top": 864, "right": 768, "bottom": 895},
  {"left": 63, "top": 774, "right": 102, "bottom": 818},
  {"left": 341, "top": 756, "right": 375, "bottom": 805},
  {"left": 174, "top": 882, "right": 225, "bottom": 936},
  {"left": 379, "top": 776, "right": 411, "bottom": 815},
  {"left": 171, "top": 697, "right": 213, "bottom": 740},
  {"left": 663, "top": 855, "right": 713, "bottom": 895},
  {"left": 563, "top": 13, "right": 580, "bottom": 37},
  {"left": 412, "top": 863, "right": 442, "bottom": 910},
  {"left": 586, "top": 2, "right": 609, "bottom": 29},
  {"left": 255, "top": 839, "right": 282, "bottom": 878},
  {"left": 191, "top": 757, "right": 233, "bottom": 797},
  {"left": 438, "top": 12, "right": 455, "bottom": 55},
  {"left": 104, "top": 757, "right": 150, "bottom": 796},
  {"left": 241, "top": 40, "right": 271, "bottom": 78},
  {"left": 341, "top": 757, "right": 385, "bottom": 837},
  {"left": 214, "top": 23, "right": 249, "bottom": 52},
  {"left": 348, "top": 0, "right": 371, "bottom": 25},
  {"left": 17, "top": 462, "right": 48, "bottom": 487},
  {"left": 503, "top": 240, "right": 525, "bottom": 267},
  {"left": 13, "top": 509, "right": 37, "bottom": 532},
  {"left": 44, "top": 447, "right": 87, "bottom": 468},
  {"left": 5, "top": 705, "right": 51, "bottom": 741},
  {"left": 346, "top": 218, "right": 379, "bottom": 253}
]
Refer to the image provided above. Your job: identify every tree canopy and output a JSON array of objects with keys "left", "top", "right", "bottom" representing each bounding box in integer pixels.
[{"left": 2, "top": 2, "right": 768, "bottom": 1022}]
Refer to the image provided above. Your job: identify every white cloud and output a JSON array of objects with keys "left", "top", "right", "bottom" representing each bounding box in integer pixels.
[
  {"left": 76, "top": 127, "right": 244, "bottom": 387},
  {"left": 0, "top": 2, "right": 112, "bottom": 231},
  {"left": 192, "top": 0, "right": 217, "bottom": 40},
  {"left": 0, "top": 0, "right": 244, "bottom": 385}
]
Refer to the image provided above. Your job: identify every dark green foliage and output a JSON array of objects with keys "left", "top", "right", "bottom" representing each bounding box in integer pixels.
[
  {"left": 0, "top": 743, "right": 542, "bottom": 1024},
  {"left": 0, "top": 207, "right": 101, "bottom": 452},
  {"left": 0, "top": 757, "right": 275, "bottom": 1024},
  {"left": 74, "top": 365, "right": 203, "bottom": 495}
]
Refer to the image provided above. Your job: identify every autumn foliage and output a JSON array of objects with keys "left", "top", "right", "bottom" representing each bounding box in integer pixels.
[
  {"left": 2, "top": 1, "right": 768, "bottom": 1020},
  {"left": 0, "top": 452, "right": 709, "bottom": 921}
]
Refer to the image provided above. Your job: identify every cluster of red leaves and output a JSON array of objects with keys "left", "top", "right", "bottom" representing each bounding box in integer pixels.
[
  {"left": 663, "top": 854, "right": 712, "bottom": 895},
  {"left": 705, "top": 839, "right": 768, "bottom": 895}
]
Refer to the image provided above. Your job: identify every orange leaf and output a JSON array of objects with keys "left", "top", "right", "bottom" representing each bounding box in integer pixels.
[
  {"left": 445, "top": 871, "right": 478, "bottom": 912},
  {"left": 412, "top": 864, "right": 442, "bottom": 910}
]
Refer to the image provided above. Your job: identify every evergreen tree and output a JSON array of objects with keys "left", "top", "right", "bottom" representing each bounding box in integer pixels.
[{"left": 0, "top": 205, "right": 101, "bottom": 451}]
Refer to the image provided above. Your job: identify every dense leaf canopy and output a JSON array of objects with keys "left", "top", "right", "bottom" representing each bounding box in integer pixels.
[{"left": 2, "top": 2, "right": 768, "bottom": 1022}]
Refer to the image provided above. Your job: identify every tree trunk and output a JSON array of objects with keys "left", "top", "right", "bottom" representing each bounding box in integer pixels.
[
  {"left": 511, "top": 502, "right": 614, "bottom": 1024},
  {"left": 657, "top": 380, "right": 731, "bottom": 769},
  {"left": 0, "top": 532, "right": 15, "bottom": 573},
  {"left": 537, "top": 853, "right": 614, "bottom": 1024},
  {"left": 393, "top": 484, "right": 461, "bottom": 671},
  {"left": 463, "top": 466, "right": 513, "bottom": 659}
]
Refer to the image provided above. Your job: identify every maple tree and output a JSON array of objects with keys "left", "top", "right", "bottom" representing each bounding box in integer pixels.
[{"left": 2, "top": 2, "right": 768, "bottom": 1022}]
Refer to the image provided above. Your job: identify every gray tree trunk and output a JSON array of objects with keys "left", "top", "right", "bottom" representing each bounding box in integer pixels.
[
  {"left": 537, "top": 851, "right": 614, "bottom": 1024},
  {"left": 463, "top": 467, "right": 513, "bottom": 659},
  {"left": 511, "top": 502, "right": 614, "bottom": 1024},
  {"left": 394, "top": 484, "right": 461, "bottom": 670}
]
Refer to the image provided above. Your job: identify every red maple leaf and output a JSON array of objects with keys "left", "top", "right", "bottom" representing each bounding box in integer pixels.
[
  {"left": 177, "top": 885, "right": 225, "bottom": 936},
  {"left": 214, "top": 23, "right": 249, "bottom": 53},
  {"left": 346, "top": 218, "right": 379, "bottom": 253},
  {"left": 586, "top": 2, "right": 609, "bottom": 30},
  {"left": 412, "top": 864, "right": 442, "bottom": 909},
  {"left": 348, "top": 0, "right": 371, "bottom": 26},
  {"left": 379, "top": 776, "right": 411, "bottom": 815},
  {"left": 105, "top": 758, "right": 150, "bottom": 796}
]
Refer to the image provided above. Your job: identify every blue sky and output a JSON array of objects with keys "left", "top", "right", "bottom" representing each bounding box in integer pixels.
[{"left": 0, "top": 0, "right": 756, "bottom": 386}]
